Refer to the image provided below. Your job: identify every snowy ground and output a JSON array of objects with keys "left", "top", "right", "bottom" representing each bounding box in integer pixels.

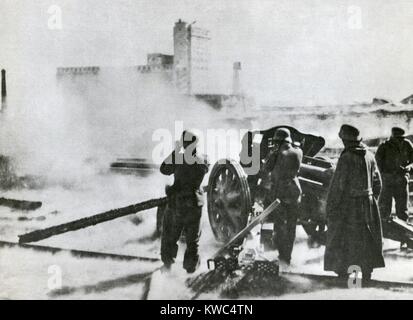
[{"left": 1, "top": 170, "right": 413, "bottom": 300}]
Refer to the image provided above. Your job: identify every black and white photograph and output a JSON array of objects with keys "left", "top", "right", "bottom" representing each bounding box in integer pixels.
[{"left": 2, "top": 0, "right": 413, "bottom": 302}]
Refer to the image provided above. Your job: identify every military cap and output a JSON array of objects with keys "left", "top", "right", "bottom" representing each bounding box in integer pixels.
[
  {"left": 338, "top": 124, "right": 362, "bottom": 142},
  {"left": 391, "top": 127, "right": 406, "bottom": 138}
]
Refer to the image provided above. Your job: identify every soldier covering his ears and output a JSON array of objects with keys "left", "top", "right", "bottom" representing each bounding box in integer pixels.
[{"left": 160, "top": 130, "right": 209, "bottom": 273}]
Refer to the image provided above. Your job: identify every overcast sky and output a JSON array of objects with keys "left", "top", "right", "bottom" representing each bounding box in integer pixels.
[{"left": 1, "top": 0, "right": 413, "bottom": 105}]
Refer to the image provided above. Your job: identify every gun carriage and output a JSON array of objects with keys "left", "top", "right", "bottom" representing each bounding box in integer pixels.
[{"left": 207, "top": 125, "right": 413, "bottom": 256}]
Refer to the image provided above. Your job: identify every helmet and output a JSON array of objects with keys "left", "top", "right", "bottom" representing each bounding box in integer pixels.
[
  {"left": 181, "top": 130, "right": 198, "bottom": 148},
  {"left": 273, "top": 128, "right": 292, "bottom": 144}
]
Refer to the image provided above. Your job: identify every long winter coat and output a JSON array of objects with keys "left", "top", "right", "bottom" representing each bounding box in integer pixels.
[{"left": 324, "top": 143, "right": 385, "bottom": 274}]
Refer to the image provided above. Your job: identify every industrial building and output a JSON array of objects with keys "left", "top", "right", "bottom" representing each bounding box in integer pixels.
[
  {"left": 136, "top": 19, "right": 210, "bottom": 95},
  {"left": 56, "top": 19, "right": 246, "bottom": 109}
]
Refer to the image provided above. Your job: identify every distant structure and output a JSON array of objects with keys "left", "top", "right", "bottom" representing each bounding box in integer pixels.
[
  {"left": 137, "top": 53, "right": 173, "bottom": 79},
  {"left": 56, "top": 19, "right": 247, "bottom": 110},
  {"left": 174, "top": 20, "right": 210, "bottom": 94},
  {"left": 57, "top": 66, "right": 100, "bottom": 76},
  {"left": 139, "top": 19, "right": 210, "bottom": 94},
  {"left": 1, "top": 69, "right": 6, "bottom": 100},
  {"left": 1, "top": 69, "right": 6, "bottom": 110},
  {"left": 119, "top": 19, "right": 210, "bottom": 95}
]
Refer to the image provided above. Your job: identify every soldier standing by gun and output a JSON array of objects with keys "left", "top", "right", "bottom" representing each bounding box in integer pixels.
[
  {"left": 261, "top": 128, "right": 303, "bottom": 265},
  {"left": 160, "top": 131, "right": 209, "bottom": 273},
  {"left": 375, "top": 127, "right": 413, "bottom": 226},
  {"left": 324, "top": 125, "right": 384, "bottom": 284}
]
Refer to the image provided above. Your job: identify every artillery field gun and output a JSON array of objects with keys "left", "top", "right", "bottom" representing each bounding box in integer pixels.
[
  {"left": 205, "top": 125, "right": 413, "bottom": 273},
  {"left": 207, "top": 126, "right": 333, "bottom": 245}
]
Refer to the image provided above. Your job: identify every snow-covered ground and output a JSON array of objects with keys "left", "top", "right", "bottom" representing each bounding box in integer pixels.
[
  {"left": 1, "top": 170, "right": 413, "bottom": 300},
  {"left": 0, "top": 170, "right": 222, "bottom": 299}
]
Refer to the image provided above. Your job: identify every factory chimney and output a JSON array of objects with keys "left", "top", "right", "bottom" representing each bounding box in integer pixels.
[
  {"left": 1, "top": 69, "right": 6, "bottom": 100},
  {"left": 1, "top": 69, "right": 6, "bottom": 111},
  {"left": 232, "top": 62, "right": 241, "bottom": 96}
]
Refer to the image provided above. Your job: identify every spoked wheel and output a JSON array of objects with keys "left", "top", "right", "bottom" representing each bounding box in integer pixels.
[{"left": 207, "top": 159, "right": 252, "bottom": 243}]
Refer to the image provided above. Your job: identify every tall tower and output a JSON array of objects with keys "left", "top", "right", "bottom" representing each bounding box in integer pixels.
[
  {"left": 173, "top": 19, "right": 210, "bottom": 95},
  {"left": 188, "top": 24, "right": 210, "bottom": 94},
  {"left": 173, "top": 19, "right": 190, "bottom": 94}
]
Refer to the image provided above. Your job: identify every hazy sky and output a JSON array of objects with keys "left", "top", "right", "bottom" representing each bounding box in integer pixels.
[{"left": 1, "top": 0, "right": 413, "bottom": 105}]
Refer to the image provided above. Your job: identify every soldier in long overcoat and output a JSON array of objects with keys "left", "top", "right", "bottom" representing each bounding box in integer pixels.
[{"left": 324, "top": 125, "right": 385, "bottom": 282}]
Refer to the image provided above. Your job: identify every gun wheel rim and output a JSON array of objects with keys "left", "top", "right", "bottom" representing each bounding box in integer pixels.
[{"left": 207, "top": 159, "right": 252, "bottom": 243}]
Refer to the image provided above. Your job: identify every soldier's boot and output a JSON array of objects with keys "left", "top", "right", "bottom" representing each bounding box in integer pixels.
[
  {"left": 183, "top": 240, "right": 201, "bottom": 273},
  {"left": 184, "top": 258, "right": 200, "bottom": 274},
  {"left": 161, "top": 240, "right": 179, "bottom": 266},
  {"left": 275, "top": 243, "right": 292, "bottom": 265},
  {"left": 183, "top": 208, "right": 202, "bottom": 274},
  {"left": 160, "top": 251, "right": 176, "bottom": 271}
]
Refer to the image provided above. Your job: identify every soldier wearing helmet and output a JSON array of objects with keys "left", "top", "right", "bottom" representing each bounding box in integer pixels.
[
  {"left": 159, "top": 130, "right": 209, "bottom": 273},
  {"left": 264, "top": 127, "right": 303, "bottom": 265}
]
